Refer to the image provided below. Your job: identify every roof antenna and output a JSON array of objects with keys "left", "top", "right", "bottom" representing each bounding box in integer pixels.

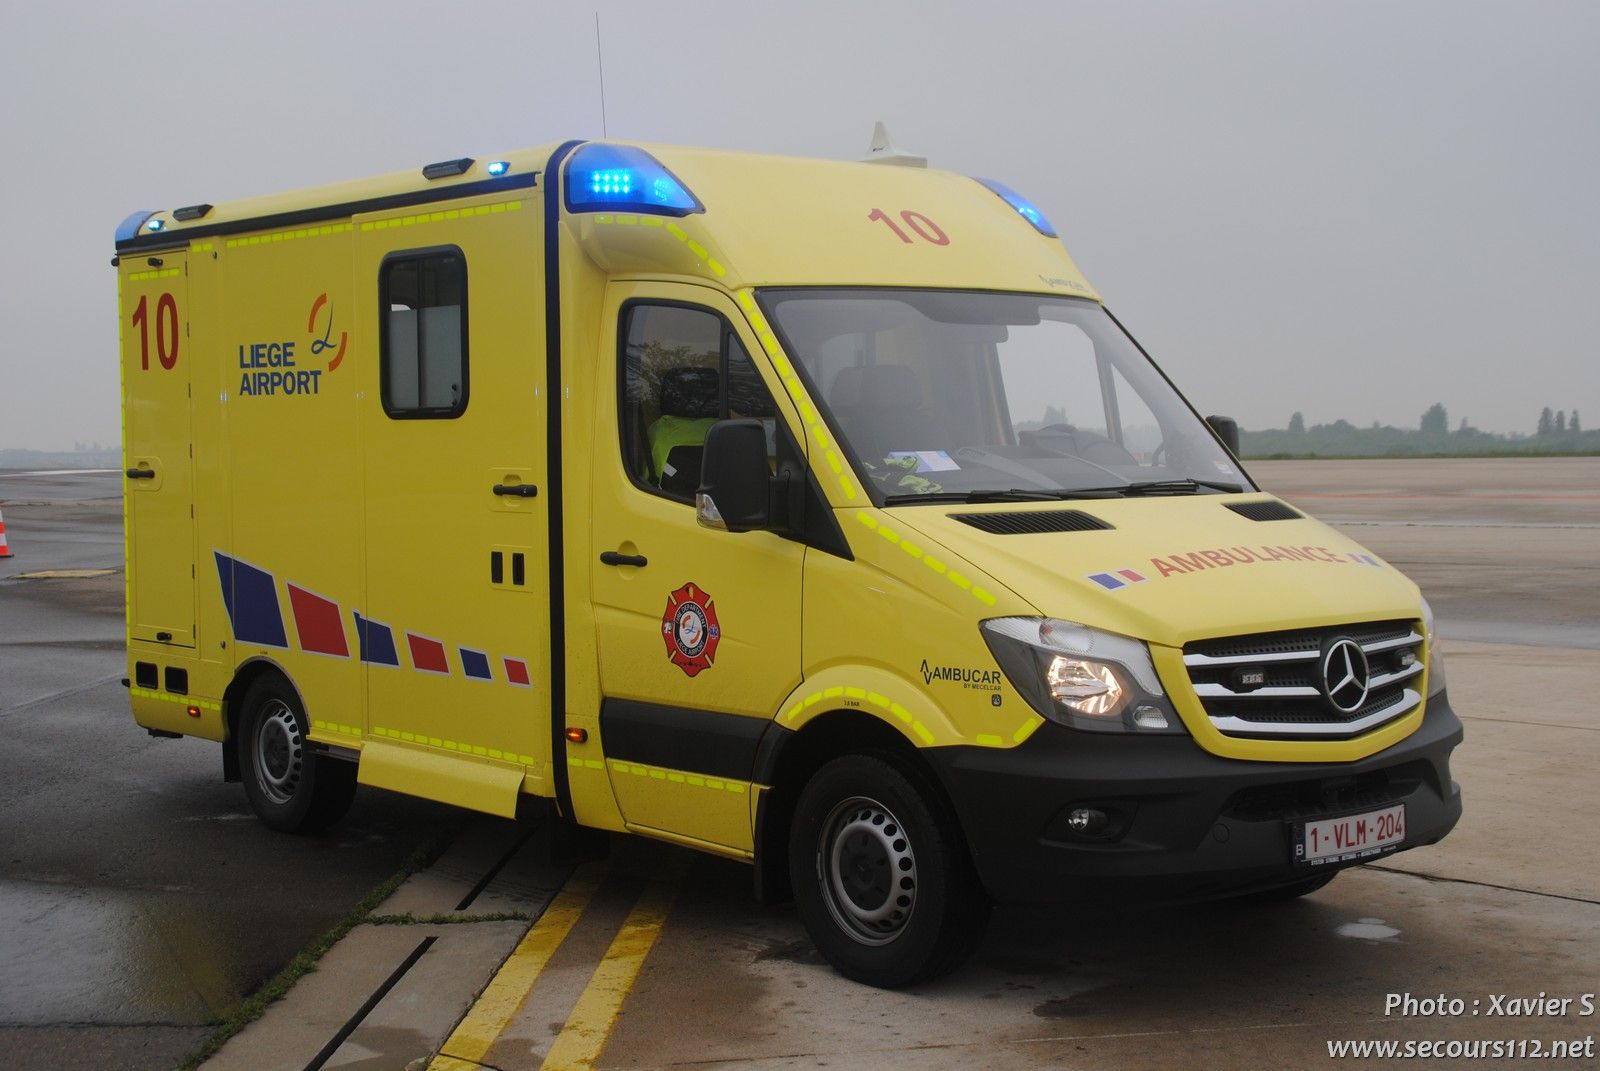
[
  {"left": 594, "top": 13, "right": 609, "bottom": 138},
  {"left": 592, "top": 14, "right": 608, "bottom": 139},
  {"left": 861, "top": 121, "right": 927, "bottom": 167}
]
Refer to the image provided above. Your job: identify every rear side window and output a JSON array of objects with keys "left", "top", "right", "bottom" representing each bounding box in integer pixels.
[{"left": 380, "top": 248, "right": 468, "bottom": 418}]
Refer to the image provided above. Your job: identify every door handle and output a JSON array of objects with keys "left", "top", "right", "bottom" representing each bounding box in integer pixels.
[
  {"left": 599, "top": 551, "right": 648, "bottom": 568},
  {"left": 126, "top": 468, "right": 155, "bottom": 480},
  {"left": 492, "top": 483, "right": 538, "bottom": 498}
]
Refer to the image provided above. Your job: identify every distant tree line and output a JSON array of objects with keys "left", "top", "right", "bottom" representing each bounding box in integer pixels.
[{"left": 1243, "top": 403, "right": 1598, "bottom": 458}]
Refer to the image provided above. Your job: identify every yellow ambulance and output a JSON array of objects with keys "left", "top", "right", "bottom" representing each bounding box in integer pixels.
[{"left": 115, "top": 138, "right": 1462, "bottom": 986}]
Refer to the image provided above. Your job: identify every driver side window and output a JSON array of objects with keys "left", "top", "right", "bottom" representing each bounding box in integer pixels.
[{"left": 619, "top": 303, "right": 776, "bottom": 503}]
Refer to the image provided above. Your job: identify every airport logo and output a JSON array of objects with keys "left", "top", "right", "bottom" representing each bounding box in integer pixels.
[
  {"left": 307, "top": 292, "right": 348, "bottom": 372},
  {"left": 234, "top": 292, "right": 347, "bottom": 399}
]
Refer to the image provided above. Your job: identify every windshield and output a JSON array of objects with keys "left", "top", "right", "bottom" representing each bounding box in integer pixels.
[{"left": 760, "top": 289, "right": 1251, "bottom": 503}]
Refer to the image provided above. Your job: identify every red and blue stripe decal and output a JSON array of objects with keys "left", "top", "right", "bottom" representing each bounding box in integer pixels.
[
  {"left": 353, "top": 612, "right": 401, "bottom": 667},
  {"left": 287, "top": 583, "right": 348, "bottom": 658},
  {"left": 213, "top": 551, "right": 527, "bottom": 685},
  {"left": 214, "top": 551, "right": 288, "bottom": 648},
  {"left": 460, "top": 648, "right": 493, "bottom": 681}
]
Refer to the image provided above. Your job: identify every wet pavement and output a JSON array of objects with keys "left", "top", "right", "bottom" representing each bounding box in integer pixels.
[
  {"left": 3, "top": 460, "right": 1598, "bottom": 1070},
  {"left": 0, "top": 471, "right": 464, "bottom": 1070}
]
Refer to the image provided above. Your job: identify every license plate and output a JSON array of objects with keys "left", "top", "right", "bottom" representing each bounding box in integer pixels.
[{"left": 1294, "top": 803, "right": 1406, "bottom": 866}]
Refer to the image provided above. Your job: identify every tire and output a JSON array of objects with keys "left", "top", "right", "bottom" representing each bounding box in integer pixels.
[
  {"left": 1244, "top": 870, "right": 1338, "bottom": 903},
  {"left": 236, "top": 675, "right": 356, "bottom": 833},
  {"left": 788, "top": 754, "right": 989, "bottom": 988}
]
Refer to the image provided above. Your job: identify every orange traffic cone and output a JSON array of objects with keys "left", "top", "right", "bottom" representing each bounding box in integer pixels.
[{"left": 0, "top": 503, "right": 13, "bottom": 558}]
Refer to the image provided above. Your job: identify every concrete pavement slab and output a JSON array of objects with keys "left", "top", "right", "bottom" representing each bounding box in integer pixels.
[
  {"left": 203, "top": 921, "right": 528, "bottom": 1071},
  {"left": 598, "top": 860, "right": 1598, "bottom": 1070},
  {"left": 374, "top": 815, "right": 573, "bottom": 920}
]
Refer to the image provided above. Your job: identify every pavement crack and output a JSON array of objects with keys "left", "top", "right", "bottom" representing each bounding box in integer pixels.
[
  {"left": 1364, "top": 864, "right": 1600, "bottom": 906},
  {"left": 0, "top": 673, "right": 123, "bottom": 718}
]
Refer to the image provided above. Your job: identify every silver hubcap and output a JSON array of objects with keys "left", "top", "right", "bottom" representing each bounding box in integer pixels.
[
  {"left": 818, "top": 796, "right": 918, "bottom": 946},
  {"left": 254, "top": 700, "right": 303, "bottom": 806}
]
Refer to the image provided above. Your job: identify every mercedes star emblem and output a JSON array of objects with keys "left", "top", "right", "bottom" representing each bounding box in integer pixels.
[{"left": 1321, "top": 638, "right": 1372, "bottom": 714}]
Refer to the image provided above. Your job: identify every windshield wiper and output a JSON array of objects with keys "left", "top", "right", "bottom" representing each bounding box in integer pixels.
[
  {"left": 882, "top": 479, "right": 1244, "bottom": 505},
  {"left": 882, "top": 488, "right": 1074, "bottom": 505},
  {"left": 1059, "top": 478, "right": 1244, "bottom": 498}
]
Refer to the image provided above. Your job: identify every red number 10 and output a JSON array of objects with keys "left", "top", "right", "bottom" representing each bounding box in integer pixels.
[
  {"left": 131, "top": 293, "right": 180, "bottom": 370},
  {"left": 869, "top": 208, "right": 949, "bottom": 246}
]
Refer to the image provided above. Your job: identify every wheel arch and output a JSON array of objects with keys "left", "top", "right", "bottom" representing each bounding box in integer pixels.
[
  {"left": 220, "top": 656, "right": 305, "bottom": 783},
  {"left": 752, "top": 707, "right": 961, "bottom": 905}
]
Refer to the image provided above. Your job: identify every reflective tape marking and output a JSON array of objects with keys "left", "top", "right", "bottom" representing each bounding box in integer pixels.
[
  {"left": 369, "top": 725, "right": 534, "bottom": 766},
  {"left": 853, "top": 513, "right": 999, "bottom": 607},
  {"left": 130, "top": 687, "right": 220, "bottom": 711},
  {"left": 606, "top": 759, "right": 748, "bottom": 795},
  {"left": 734, "top": 289, "right": 859, "bottom": 502}
]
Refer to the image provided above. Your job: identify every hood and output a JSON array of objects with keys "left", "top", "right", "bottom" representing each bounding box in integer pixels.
[{"left": 890, "top": 495, "right": 1422, "bottom": 648}]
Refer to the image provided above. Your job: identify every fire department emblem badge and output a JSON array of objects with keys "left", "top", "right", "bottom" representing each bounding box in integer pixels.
[{"left": 662, "top": 582, "right": 721, "bottom": 677}]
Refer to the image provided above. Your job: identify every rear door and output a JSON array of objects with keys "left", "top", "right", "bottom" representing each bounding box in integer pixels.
[{"left": 121, "top": 253, "right": 196, "bottom": 647}]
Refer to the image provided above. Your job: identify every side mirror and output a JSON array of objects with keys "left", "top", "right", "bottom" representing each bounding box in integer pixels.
[
  {"left": 1206, "top": 415, "right": 1240, "bottom": 458},
  {"left": 697, "top": 419, "right": 771, "bottom": 532}
]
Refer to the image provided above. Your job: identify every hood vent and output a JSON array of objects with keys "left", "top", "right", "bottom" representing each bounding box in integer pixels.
[
  {"left": 1225, "top": 500, "right": 1303, "bottom": 522},
  {"left": 951, "top": 510, "right": 1113, "bottom": 535}
]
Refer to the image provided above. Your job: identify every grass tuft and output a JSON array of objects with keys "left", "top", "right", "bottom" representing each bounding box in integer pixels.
[{"left": 172, "top": 827, "right": 457, "bottom": 1071}]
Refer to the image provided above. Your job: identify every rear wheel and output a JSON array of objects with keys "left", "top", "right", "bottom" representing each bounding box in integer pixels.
[
  {"left": 789, "top": 754, "right": 989, "bottom": 988},
  {"left": 237, "top": 675, "right": 355, "bottom": 833}
]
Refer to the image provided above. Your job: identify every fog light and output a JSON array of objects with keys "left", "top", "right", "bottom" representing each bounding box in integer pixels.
[
  {"left": 1132, "top": 705, "right": 1169, "bottom": 730},
  {"left": 1066, "top": 808, "right": 1107, "bottom": 835}
]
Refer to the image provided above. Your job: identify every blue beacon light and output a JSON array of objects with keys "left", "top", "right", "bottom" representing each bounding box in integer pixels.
[
  {"left": 565, "top": 144, "right": 702, "bottom": 216},
  {"left": 975, "top": 177, "right": 1057, "bottom": 238},
  {"left": 485, "top": 160, "right": 511, "bottom": 177}
]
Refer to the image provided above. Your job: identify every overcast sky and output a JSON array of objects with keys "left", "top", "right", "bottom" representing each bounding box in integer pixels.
[{"left": 2, "top": 0, "right": 1596, "bottom": 449}]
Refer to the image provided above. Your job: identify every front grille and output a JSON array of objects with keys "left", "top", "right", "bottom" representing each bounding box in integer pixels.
[
  {"left": 949, "top": 510, "right": 1113, "bottom": 535},
  {"left": 1182, "top": 619, "right": 1424, "bottom": 740}
]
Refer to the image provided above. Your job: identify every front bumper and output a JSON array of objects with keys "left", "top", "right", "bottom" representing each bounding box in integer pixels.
[{"left": 927, "top": 689, "right": 1464, "bottom": 904}]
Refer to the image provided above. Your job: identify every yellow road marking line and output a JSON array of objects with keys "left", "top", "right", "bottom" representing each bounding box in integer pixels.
[
  {"left": 429, "top": 867, "right": 602, "bottom": 1069},
  {"left": 539, "top": 876, "right": 679, "bottom": 1071},
  {"left": 14, "top": 568, "right": 116, "bottom": 579}
]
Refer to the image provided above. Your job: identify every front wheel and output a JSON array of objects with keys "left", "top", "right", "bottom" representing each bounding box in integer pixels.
[
  {"left": 789, "top": 754, "right": 989, "bottom": 988},
  {"left": 237, "top": 675, "right": 356, "bottom": 833}
]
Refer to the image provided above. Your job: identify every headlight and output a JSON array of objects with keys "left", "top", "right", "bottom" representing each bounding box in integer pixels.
[
  {"left": 1419, "top": 597, "right": 1447, "bottom": 697},
  {"left": 980, "top": 618, "right": 1185, "bottom": 734}
]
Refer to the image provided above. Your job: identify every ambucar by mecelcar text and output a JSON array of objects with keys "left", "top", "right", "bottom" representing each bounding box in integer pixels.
[{"left": 114, "top": 137, "right": 1462, "bottom": 987}]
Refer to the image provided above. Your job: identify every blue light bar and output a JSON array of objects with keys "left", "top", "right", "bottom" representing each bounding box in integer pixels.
[
  {"left": 565, "top": 144, "right": 702, "bottom": 216},
  {"left": 115, "top": 210, "right": 157, "bottom": 243},
  {"left": 975, "top": 177, "right": 1057, "bottom": 238},
  {"left": 486, "top": 159, "right": 510, "bottom": 177}
]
